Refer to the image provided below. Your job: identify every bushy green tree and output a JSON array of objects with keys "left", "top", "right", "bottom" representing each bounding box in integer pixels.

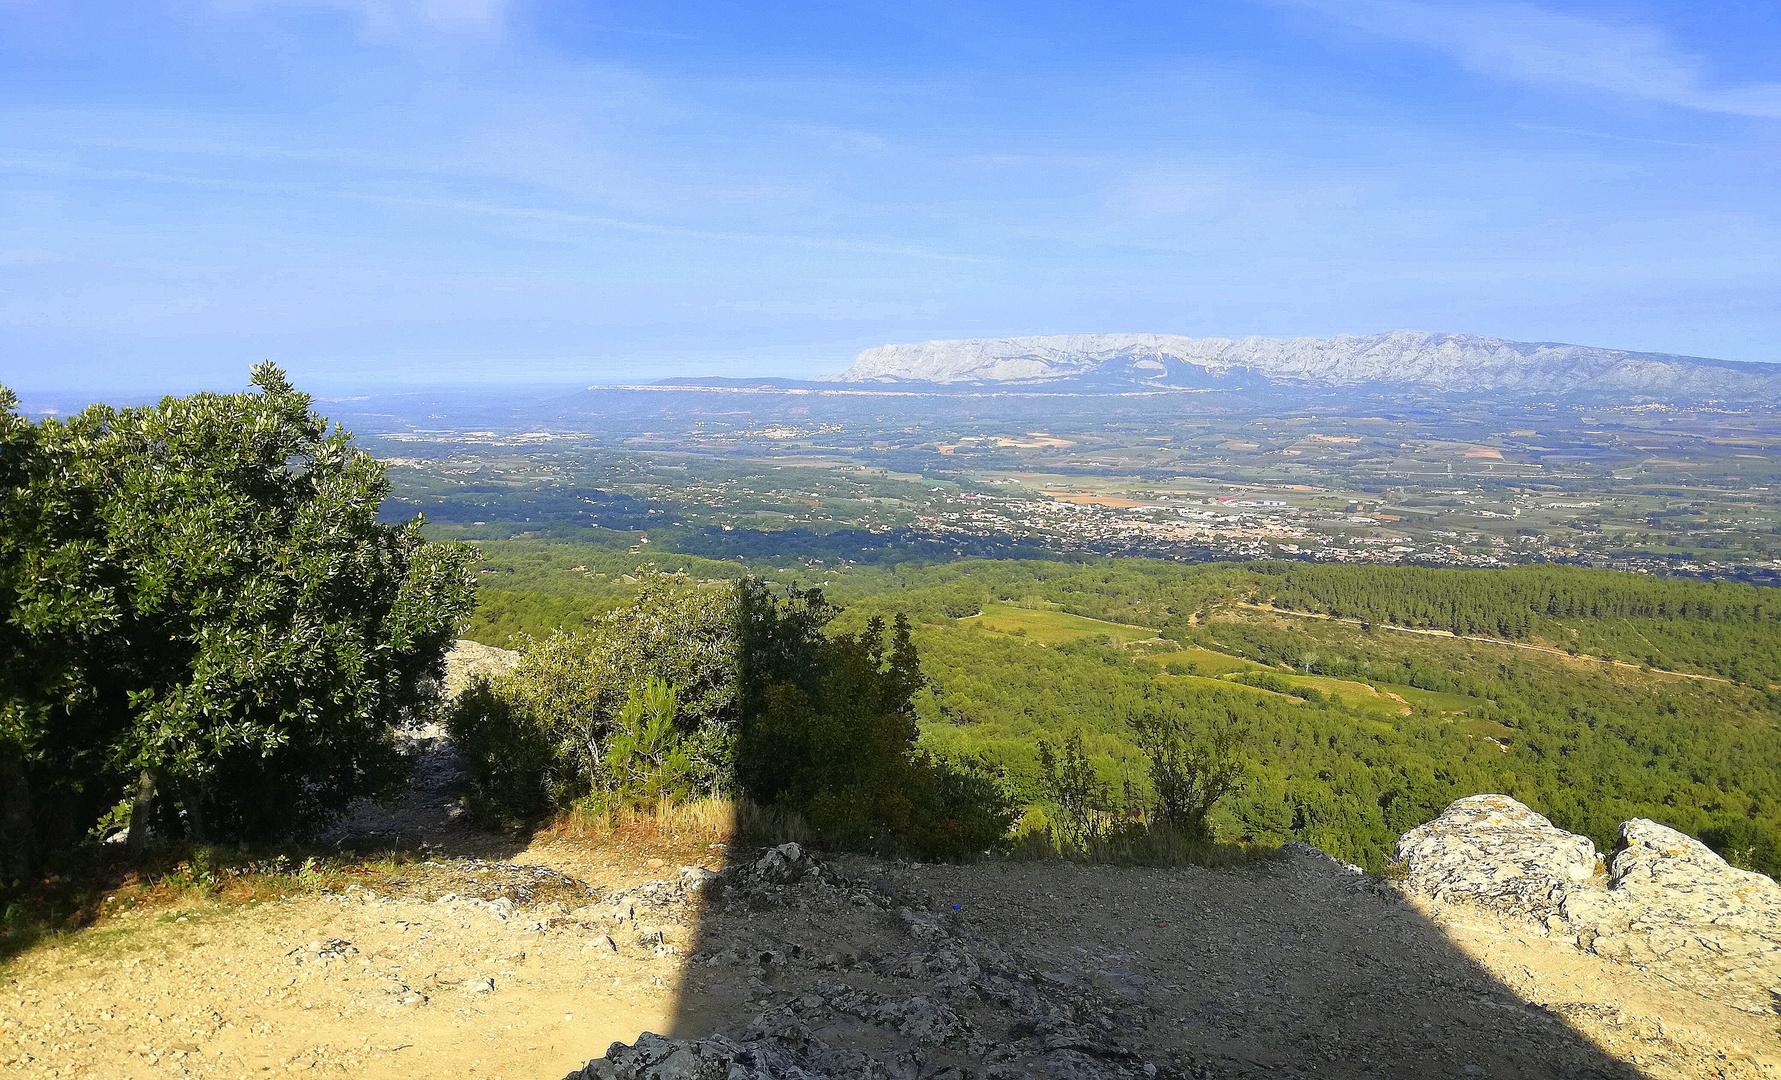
[
  {"left": 734, "top": 578, "right": 1014, "bottom": 857},
  {"left": 0, "top": 366, "right": 477, "bottom": 868},
  {"left": 735, "top": 579, "right": 919, "bottom": 807},
  {"left": 447, "top": 570, "right": 737, "bottom": 817},
  {"left": 1035, "top": 729, "right": 1110, "bottom": 849}
]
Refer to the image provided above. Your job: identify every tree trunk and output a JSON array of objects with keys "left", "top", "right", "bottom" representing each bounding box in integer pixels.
[
  {"left": 0, "top": 753, "right": 34, "bottom": 882},
  {"left": 125, "top": 769, "right": 157, "bottom": 855},
  {"left": 184, "top": 783, "right": 210, "bottom": 845}
]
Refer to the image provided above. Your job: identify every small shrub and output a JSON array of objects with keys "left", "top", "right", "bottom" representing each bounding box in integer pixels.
[
  {"left": 1131, "top": 708, "right": 1245, "bottom": 842},
  {"left": 604, "top": 679, "right": 694, "bottom": 807},
  {"left": 1036, "top": 730, "right": 1111, "bottom": 849},
  {"left": 444, "top": 677, "right": 554, "bottom": 822}
]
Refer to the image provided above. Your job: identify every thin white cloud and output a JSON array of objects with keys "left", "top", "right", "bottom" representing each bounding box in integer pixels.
[
  {"left": 1279, "top": 0, "right": 1781, "bottom": 119},
  {"left": 717, "top": 299, "right": 947, "bottom": 319},
  {"left": 206, "top": 0, "right": 512, "bottom": 38}
]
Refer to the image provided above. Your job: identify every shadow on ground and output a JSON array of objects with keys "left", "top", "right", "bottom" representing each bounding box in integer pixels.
[
  {"left": 319, "top": 726, "right": 534, "bottom": 863},
  {"left": 586, "top": 842, "right": 1653, "bottom": 1080}
]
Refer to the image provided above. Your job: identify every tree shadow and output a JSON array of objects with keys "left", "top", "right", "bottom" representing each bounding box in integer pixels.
[
  {"left": 319, "top": 726, "right": 533, "bottom": 863},
  {"left": 586, "top": 843, "right": 1664, "bottom": 1080}
]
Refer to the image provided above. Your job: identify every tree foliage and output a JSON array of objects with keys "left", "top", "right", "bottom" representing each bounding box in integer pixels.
[
  {"left": 733, "top": 578, "right": 1015, "bottom": 859},
  {"left": 1132, "top": 707, "right": 1246, "bottom": 840},
  {"left": 458, "top": 547, "right": 1781, "bottom": 874},
  {"left": 449, "top": 575, "right": 1015, "bottom": 858},
  {"left": 0, "top": 367, "right": 477, "bottom": 871},
  {"left": 445, "top": 570, "right": 737, "bottom": 818},
  {"left": 606, "top": 678, "right": 694, "bottom": 805},
  {"left": 1035, "top": 730, "right": 1110, "bottom": 848}
]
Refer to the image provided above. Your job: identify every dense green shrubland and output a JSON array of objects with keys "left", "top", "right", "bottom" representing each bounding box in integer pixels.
[
  {"left": 806, "top": 563, "right": 1781, "bottom": 874},
  {"left": 458, "top": 546, "right": 1781, "bottom": 875},
  {"left": 1252, "top": 562, "right": 1781, "bottom": 683}
]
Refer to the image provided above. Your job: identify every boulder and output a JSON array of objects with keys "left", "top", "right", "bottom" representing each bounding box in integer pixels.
[
  {"left": 721, "top": 842, "right": 827, "bottom": 896},
  {"left": 678, "top": 866, "right": 722, "bottom": 899},
  {"left": 442, "top": 639, "right": 519, "bottom": 699},
  {"left": 1395, "top": 795, "right": 1781, "bottom": 1014},
  {"left": 1392, "top": 794, "right": 1598, "bottom": 914}
]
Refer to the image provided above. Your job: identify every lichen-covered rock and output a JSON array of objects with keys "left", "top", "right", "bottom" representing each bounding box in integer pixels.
[
  {"left": 1392, "top": 794, "right": 1599, "bottom": 914},
  {"left": 1611, "top": 817, "right": 1780, "bottom": 912},
  {"left": 1395, "top": 795, "right": 1781, "bottom": 1015},
  {"left": 677, "top": 866, "right": 721, "bottom": 899}
]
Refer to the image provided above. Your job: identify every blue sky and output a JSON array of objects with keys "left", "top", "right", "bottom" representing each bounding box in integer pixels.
[{"left": 2, "top": 1, "right": 1778, "bottom": 395}]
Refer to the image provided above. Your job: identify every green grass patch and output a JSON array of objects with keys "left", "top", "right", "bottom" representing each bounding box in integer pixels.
[
  {"left": 1456, "top": 717, "right": 1517, "bottom": 740},
  {"left": 1204, "top": 674, "right": 1302, "bottom": 700},
  {"left": 1278, "top": 674, "right": 1411, "bottom": 715},
  {"left": 1374, "top": 682, "right": 1476, "bottom": 713},
  {"left": 1147, "top": 647, "right": 1260, "bottom": 676},
  {"left": 960, "top": 603, "right": 1160, "bottom": 645}
]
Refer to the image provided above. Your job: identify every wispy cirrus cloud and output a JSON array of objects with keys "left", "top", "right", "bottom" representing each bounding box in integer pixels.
[
  {"left": 1277, "top": 0, "right": 1781, "bottom": 119},
  {"left": 206, "top": 0, "right": 513, "bottom": 37}
]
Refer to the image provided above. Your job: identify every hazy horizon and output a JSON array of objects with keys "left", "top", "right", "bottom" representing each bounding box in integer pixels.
[{"left": 4, "top": 1, "right": 1780, "bottom": 396}]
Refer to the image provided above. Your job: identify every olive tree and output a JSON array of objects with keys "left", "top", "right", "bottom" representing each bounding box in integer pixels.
[{"left": 0, "top": 365, "right": 477, "bottom": 867}]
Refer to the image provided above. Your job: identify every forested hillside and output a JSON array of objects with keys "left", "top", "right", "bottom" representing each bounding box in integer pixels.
[
  {"left": 1255, "top": 563, "right": 1781, "bottom": 685},
  {"left": 460, "top": 542, "right": 1781, "bottom": 874}
]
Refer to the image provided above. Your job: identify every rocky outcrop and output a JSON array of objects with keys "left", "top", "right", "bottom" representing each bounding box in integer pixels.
[
  {"left": 442, "top": 638, "right": 519, "bottom": 698},
  {"left": 840, "top": 332, "right": 1781, "bottom": 401},
  {"left": 1393, "top": 794, "right": 1601, "bottom": 914},
  {"left": 1395, "top": 795, "right": 1781, "bottom": 1014}
]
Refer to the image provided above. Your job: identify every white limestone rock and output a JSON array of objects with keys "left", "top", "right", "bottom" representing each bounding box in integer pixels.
[
  {"left": 1393, "top": 794, "right": 1599, "bottom": 913},
  {"left": 1396, "top": 795, "right": 1781, "bottom": 1014},
  {"left": 442, "top": 638, "right": 520, "bottom": 699}
]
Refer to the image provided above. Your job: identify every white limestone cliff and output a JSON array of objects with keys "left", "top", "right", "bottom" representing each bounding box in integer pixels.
[{"left": 840, "top": 331, "right": 1781, "bottom": 399}]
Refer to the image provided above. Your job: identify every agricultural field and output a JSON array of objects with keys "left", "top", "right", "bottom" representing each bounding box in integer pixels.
[{"left": 341, "top": 387, "right": 1781, "bottom": 582}]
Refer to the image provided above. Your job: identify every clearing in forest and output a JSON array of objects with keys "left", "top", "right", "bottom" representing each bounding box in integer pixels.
[{"left": 956, "top": 603, "right": 1159, "bottom": 645}]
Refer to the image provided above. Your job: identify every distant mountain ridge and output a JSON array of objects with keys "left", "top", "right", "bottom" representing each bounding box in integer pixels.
[{"left": 838, "top": 331, "right": 1781, "bottom": 400}]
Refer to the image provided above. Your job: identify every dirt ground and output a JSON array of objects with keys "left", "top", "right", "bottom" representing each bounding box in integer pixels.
[{"left": 2, "top": 738, "right": 1777, "bottom": 1079}]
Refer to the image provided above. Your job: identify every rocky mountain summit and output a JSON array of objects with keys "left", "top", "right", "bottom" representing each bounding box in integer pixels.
[
  {"left": 839, "top": 332, "right": 1781, "bottom": 401},
  {"left": 569, "top": 796, "right": 1781, "bottom": 1080},
  {"left": 10, "top": 763, "right": 1776, "bottom": 1078},
  {"left": 568, "top": 842, "right": 1180, "bottom": 1080}
]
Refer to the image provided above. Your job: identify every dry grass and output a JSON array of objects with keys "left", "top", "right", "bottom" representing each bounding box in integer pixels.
[{"left": 543, "top": 796, "right": 810, "bottom": 849}]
